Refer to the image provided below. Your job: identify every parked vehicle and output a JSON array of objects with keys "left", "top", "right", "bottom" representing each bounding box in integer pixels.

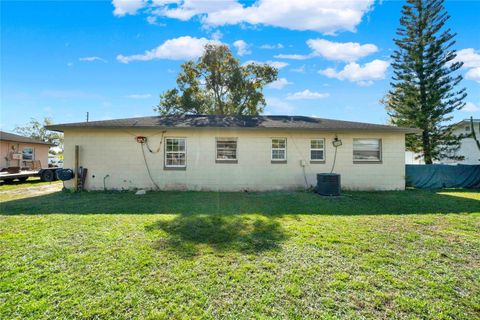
[{"left": 0, "top": 167, "right": 61, "bottom": 183}]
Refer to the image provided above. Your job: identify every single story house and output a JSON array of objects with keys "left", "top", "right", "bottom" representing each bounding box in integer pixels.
[
  {"left": 0, "top": 131, "right": 52, "bottom": 170},
  {"left": 47, "top": 115, "right": 419, "bottom": 191}
]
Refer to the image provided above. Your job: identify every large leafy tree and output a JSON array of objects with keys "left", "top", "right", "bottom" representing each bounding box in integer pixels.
[
  {"left": 14, "top": 117, "right": 63, "bottom": 147},
  {"left": 385, "top": 0, "right": 466, "bottom": 164},
  {"left": 155, "top": 44, "right": 278, "bottom": 116}
]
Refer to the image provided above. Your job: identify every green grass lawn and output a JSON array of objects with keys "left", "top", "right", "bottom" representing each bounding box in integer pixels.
[{"left": 1, "top": 189, "right": 479, "bottom": 319}]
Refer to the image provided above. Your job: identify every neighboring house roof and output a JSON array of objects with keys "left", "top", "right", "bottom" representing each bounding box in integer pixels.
[
  {"left": 451, "top": 118, "right": 480, "bottom": 127},
  {"left": 46, "top": 115, "right": 421, "bottom": 133},
  {"left": 0, "top": 131, "right": 53, "bottom": 145}
]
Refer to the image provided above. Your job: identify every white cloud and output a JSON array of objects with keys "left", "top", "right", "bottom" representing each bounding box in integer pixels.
[
  {"left": 121, "top": 0, "right": 374, "bottom": 34},
  {"left": 455, "top": 48, "right": 480, "bottom": 68},
  {"left": 267, "top": 78, "right": 292, "bottom": 89},
  {"left": 267, "top": 60, "right": 288, "bottom": 69},
  {"left": 454, "top": 48, "right": 480, "bottom": 83},
  {"left": 265, "top": 97, "right": 295, "bottom": 114},
  {"left": 260, "top": 43, "right": 284, "bottom": 49},
  {"left": 116, "top": 36, "right": 220, "bottom": 63},
  {"left": 290, "top": 65, "right": 306, "bottom": 73},
  {"left": 306, "top": 39, "right": 378, "bottom": 62},
  {"left": 79, "top": 56, "right": 107, "bottom": 63},
  {"left": 463, "top": 102, "right": 480, "bottom": 112},
  {"left": 146, "top": 15, "right": 166, "bottom": 25},
  {"left": 273, "top": 39, "right": 378, "bottom": 63},
  {"left": 244, "top": 60, "right": 288, "bottom": 69},
  {"left": 286, "top": 89, "right": 329, "bottom": 100},
  {"left": 465, "top": 67, "right": 480, "bottom": 83},
  {"left": 150, "top": 0, "right": 239, "bottom": 21},
  {"left": 203, "top": 0, "right": 374, "bottom": 34},
  {"left": 210, "top": 30, "right": 223, "bottom": 41},
  {"left": 233, "top": 40, "right": 251, "bottom": 56},
  {"left": 147, "top": 16, "right": 157, "bottom": 24},
  {"left": 67, "top": 62, "right": 73, "bottom": 67},
  {"left": 319, "top": 59, "right": 389, "bottom": 86},
  {"left": 112, "top": 0, "right": 146, "bottom": 16},
  {"left": 127, "top": 94, "right": 152, "bottom": 99},
  {"left": 274, "top": 54, "right": 310, "bottom": 60}
]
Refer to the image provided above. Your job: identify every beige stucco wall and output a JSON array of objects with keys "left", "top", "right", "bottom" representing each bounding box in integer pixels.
[
  {"left": 62, "top": 128, "right": 406, "bottom": 191},
  {"left": 0, "top": 141, "right": 50, "bottom": 169}
]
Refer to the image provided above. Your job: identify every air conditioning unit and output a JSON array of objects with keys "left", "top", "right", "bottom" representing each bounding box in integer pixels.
[{"left": 316, "top": 173, "right": 341, "bottom": 196}]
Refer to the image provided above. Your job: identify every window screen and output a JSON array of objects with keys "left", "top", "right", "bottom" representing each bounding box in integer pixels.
[
  {"left": 271, "top": 138, "right": 287, "bottom": 161},
  {"left": 165, "top": 138, "right": 186, "bottom": 167},
  {"left": 310, "top": 139, "right": 325, "bottom": 161},
  {"left": 353, "top": 139, "right": 381, "bottom": 161},
  {"left": 216, "top": 138, "right": 237, "bottom": 160}
]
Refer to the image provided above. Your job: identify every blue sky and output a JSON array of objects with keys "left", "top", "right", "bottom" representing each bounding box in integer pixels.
[{"left": 1, "top": 0, "right": 479, "bottom": 131}]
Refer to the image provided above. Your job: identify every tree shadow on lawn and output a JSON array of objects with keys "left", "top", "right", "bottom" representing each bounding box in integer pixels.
[
  {"left": 145, "top": 214, "right": 287, "bottom": 257},
  {"left": 0, "top": 189, "right": 479, "bottom": 216},
  {"left": 0, "top": 178, "right": 45, "bottom": 188}
]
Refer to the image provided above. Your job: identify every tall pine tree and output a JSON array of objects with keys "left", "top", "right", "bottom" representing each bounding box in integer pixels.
[{"left": 387, "top": 0, "right": 466, "bottom": 164}]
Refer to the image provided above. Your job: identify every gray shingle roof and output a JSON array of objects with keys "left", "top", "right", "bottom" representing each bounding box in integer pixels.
[
  {"left": 0, "top": 131, "right": 53, "bottom": 145},
  {"left": 46, "top": 115, "right": 421, "bottom": 133}
]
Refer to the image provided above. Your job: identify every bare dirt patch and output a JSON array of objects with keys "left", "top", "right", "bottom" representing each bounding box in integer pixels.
[{"left": 0, "top": 182, "right": 63, "bottom": 201}]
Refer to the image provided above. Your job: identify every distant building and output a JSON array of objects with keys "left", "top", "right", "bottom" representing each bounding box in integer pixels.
[
  {"left": 0, "top": 131, "right": 53, "bottom": 169},
  {"left": 405, "top": 150, "right": 425, "bottom": 165},
  {"left": 405, "top": 118, "right": 480, "bottom": 165},
  {"left": 447, "top": 118, "right": 480, "bottom": 164}
]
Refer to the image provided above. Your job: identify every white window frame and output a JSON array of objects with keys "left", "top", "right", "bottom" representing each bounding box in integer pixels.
[
  {"left": 216, "top": 138, "right": 238, "bottom": 162},
  {"left": 353, "top": 138, "right": 382, "bottom": 163},
  {"left": 271, "top": 138, "right": 287, "bottom": 161},
  {"left": 310, "top": 139, "right": 325, "bottom": 162},
  {"left": 22, "top": 147, "right": 34, "bottom": 161},
  {"left": 164, "top": 137, "right": 187, "bottom": 168}
]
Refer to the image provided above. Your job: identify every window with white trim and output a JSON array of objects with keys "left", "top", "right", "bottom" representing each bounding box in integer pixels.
[
  {"left": 22, "top": 147, "right": 34, "bottom": 161},
  {"left": 216, "top": 138, "right": 237, "bottom": 161},
  {"left": 271, "top": 138, "right": 287, "bottom": 161},
  {"left": 353, "top": 139, "right": 382, "bottom": 162},
  {"left": 165, "top": 138, "right": 186, "bottom": 167},
  {"left": 310, "top": 139, "right": 325, "bottom": 161}
]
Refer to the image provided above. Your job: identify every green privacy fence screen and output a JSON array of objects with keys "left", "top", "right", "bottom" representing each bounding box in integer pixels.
[{"left": 406, "top": 164, "right": 480, "bottom": 189}]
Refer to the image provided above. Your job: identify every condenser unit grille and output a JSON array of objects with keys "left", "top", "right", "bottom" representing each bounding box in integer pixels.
[{"left": 316, "top": 173, "right": 341, "bottom": 196}]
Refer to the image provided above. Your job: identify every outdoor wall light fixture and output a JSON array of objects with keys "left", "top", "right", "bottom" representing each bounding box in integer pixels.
[
  {"left": 330, "top": 135, "right": 342, "bottom": 173},
  {"left": 332, "top": 136, "right": 342, "bottom": 147}
]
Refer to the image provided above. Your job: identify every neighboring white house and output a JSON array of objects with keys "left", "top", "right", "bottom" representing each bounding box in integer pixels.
[
  {"left": 405, "top": 118, "right": 480, "bottom": 165},
  {"left": 47, "top": 115, "right": 420, "bottom": 191},
  {"left": 446, "top": 118, "right": 480, "bottom": 164},
  {"left": 405, "top": 150, "right": 425, "bottom": 165}
]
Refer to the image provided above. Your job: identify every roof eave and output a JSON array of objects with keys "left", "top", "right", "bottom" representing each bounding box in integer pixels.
[
  {"left": 45, "top": 125, "right": 420, "bottom": 134},
  {"left": 44, "top": 125, "right": 64, "bottom": 132},
  {"left": 0, "top": 139, "right": 55, "bottom": 146}
]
